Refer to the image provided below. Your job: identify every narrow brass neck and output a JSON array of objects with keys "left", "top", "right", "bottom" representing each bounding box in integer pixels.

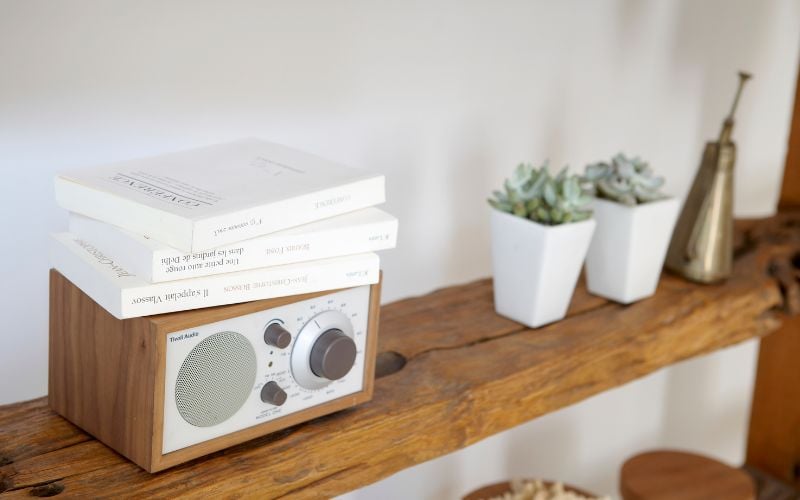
[{"left": 719, "top": 71, "right": 752, "bottom": 144}]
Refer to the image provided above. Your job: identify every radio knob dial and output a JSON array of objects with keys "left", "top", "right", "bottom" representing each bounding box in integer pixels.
[
  {"left": 309, "top": 329, "right": 357, "bottom": 381},
  {"left": 264, "top": 323, "right": 292, "bottom": 349},
  {"left": 260, "top": 381, "right": 288, "bottom": 406}
]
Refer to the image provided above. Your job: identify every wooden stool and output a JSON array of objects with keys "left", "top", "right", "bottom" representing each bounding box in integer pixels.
[{"left": 620, "top": 450, "right": 755, "bottom": 500}]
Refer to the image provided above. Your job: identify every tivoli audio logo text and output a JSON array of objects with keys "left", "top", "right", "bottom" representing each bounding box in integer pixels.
[{"left": 169, "top": 332, "right": 199, "bottom": 343}]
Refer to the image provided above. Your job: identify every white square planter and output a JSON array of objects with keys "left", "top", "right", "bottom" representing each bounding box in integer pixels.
[
  {"left": 585, "top": 197, "right": 681, "bottom": 304},
  {"left": 490, "top": 208, "right": 596, "bottom": 328}
]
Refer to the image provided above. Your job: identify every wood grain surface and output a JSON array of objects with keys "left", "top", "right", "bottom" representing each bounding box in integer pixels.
[
  {"left": 745, "top": 63, "right": 800, "bottom": 491},
  {"left": 621, "top": 450, "right": 755, "bottom": 500},
  {"left": 779, "top": 64, "right": 800, "bottom": 209},
  {"left": 747, "top": 313, "right": 800, "bottom": 490},
  {"left": 48, "top": 270, "right": 159, "bottom": 470},
  {"left": 1, "top": 213, "right": 798, "bottom": 499}
]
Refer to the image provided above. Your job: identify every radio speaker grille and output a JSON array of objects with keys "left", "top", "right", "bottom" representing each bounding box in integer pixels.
[{"left": 175, "top": 331, "right": 257, "bottom": 428}]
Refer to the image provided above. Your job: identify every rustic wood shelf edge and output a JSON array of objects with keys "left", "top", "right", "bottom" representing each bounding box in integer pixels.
[{"left": 1, "top": 212, "right": 799, "bottom": 499}]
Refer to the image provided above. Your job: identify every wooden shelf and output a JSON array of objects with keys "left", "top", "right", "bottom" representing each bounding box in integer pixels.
[{"left": 1, "top": 212, "right": 799, "bottom": 499}]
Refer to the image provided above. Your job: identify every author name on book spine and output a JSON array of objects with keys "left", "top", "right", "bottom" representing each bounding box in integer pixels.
[{"left": 73, "top": 238, "right": 135, "bottom": 278}]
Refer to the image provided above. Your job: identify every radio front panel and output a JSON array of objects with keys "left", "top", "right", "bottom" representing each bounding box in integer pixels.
[
  {"left": 162, "top": 285, "right": 371, "bottom": 454},
  {"left": 49, "top": 270, "right": 381, "bottom": 472}
]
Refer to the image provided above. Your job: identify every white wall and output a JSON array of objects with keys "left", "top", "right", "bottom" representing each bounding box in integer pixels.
[{"left": 1, "top": 0, "right": 797, "bottom": 498}]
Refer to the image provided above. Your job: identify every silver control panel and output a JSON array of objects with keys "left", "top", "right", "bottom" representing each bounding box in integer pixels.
[{"left": 162, "top": 285, "right": 371, "bottom": 454}]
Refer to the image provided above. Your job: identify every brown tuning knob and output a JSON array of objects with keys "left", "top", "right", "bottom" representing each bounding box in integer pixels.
[
  {"left": 264, "top": 323, "right": 292, "bottom": 349},
  {"left": 309, "top": 329, "right": 356, "bottom": 381}
]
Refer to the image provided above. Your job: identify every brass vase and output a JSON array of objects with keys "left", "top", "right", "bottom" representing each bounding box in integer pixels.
[{"left": 665, "top": 71, "right": 752, "bottom": 283}]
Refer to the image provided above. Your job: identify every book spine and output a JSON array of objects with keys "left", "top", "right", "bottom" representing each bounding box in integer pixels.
[
  {"left": 51, "top": 232, "right": 379, "bottom": 319},
  {"left": 192, "top": 176, "right": 385, "bottom": 251},
  {"left": 55, "top": 177, "right": 195, "bottom": 252},
  {"left": 68, "top": 214, "right": 157, "bottom": 282},
  {"left": 120, "top": 254, "right": 379, "bottom": 318},
  {"left": 69, "top": 212, "right": 397, "bottom": 283},
  {"left": 152, "top": 217, "right": 396, "bottom": 282},
  {"left": 50, "top": 233, "right": 126, "bottom": 317}
]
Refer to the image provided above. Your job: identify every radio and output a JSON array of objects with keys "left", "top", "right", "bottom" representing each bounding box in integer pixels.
[{"left": 48, "top": 270, "right": 381, "bottom": 472}]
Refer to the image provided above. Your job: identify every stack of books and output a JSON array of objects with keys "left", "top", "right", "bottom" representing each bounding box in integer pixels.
[{"left": 50, "top": 139, "right": 397, "bottom": 319}]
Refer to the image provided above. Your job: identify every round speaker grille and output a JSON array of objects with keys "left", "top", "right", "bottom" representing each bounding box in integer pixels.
[{"left": 175, "top": 331, "right": 257, "bottom": 428}]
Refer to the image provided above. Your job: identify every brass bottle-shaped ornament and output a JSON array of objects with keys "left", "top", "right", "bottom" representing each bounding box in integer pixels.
[{"left": 665, "top": 71, "right": 751, "bottom": 283}]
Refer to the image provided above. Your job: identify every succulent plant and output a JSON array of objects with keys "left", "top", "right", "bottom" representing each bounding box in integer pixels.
[
  {"left": 581, "top": 153, "right": 667, "bottom": 206},
  {"left": 488, "top": 162, "right": 593, "bottom": 225}
]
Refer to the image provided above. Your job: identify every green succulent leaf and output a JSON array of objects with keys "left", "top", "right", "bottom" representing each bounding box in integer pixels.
[
  {"left": 528, "top": 170, "right": 548, "bottom": 198},
  {"left": 554, "top": 167, "right": 567, "bottom": 184},
  {"left": 633, "top": 183, "right": 667, "bottom": 203},
  {"left": 491, "top": 161, "right": 594, "bottom": 225},
  {"left": 577, "top": 194, "right": 593, "bottom": 207},
  {"left": 572, "top": 210, "right": 592, "bottom": 222},
  {"left": 543, "top": 180, "right": 557, "bottom": 207},
  {"left": 584, "top": 153, "right": 667, "bottom": 205},
  {"left": 583, "top": 163, "right": 610, "bottom": 181},
  {"left": 488, "top": 198, "right": 512, "bottom": 212},
  {"left": 535, "top": 206, "right": 550, "bottom": 223},
  {"left": 563, "top": 176, "right": 579, "bottom": 202},
  {"left": 507, "top": 163, "right": 532, "bottom": 190}
]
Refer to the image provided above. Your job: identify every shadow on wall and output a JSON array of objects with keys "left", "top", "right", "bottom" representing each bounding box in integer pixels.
[
  {"left": 438, "top": 47, "right": 577, "bottom": 288},
  {"left": 501, "top": 416, "right": 582, "bottom": 489},
  {"left": 659, "top": 340, "right": 759, "bottom": 462},
  {"left": 441, "top": 120, "right": 494, "bottom": 282},
  {"left": 665, "top": 0, "right": 774, "bottom": 205}
]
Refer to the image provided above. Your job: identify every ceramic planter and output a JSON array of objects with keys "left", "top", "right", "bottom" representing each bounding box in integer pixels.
[
  {"left": 490, "top": 208, "right": 596, "bottom": 328},
  {"left": 585, "top": 197, "right": 681, "bottom": 304}
]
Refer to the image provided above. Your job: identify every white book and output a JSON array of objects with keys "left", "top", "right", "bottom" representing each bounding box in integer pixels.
[
  {"left": 54, "top": 139, "right": 385, "bottom": 252},
  {"left": 68, "top": 208, "right": 398, "bottom": 283},
  {"left": 50, "top": 232, "right": 380, "bottom": 319}
]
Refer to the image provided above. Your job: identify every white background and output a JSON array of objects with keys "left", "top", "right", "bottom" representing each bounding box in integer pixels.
[{"left": 1, "top": 1, "right": 798, "bottom": 498}]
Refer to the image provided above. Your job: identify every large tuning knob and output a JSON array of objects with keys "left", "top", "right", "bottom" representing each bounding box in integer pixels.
[
  {"left": 310, "top": 329, "right": 356, "bottom": 380},
  {"left": 291, "top": 310, "right": 357, "bottom": 390}
]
